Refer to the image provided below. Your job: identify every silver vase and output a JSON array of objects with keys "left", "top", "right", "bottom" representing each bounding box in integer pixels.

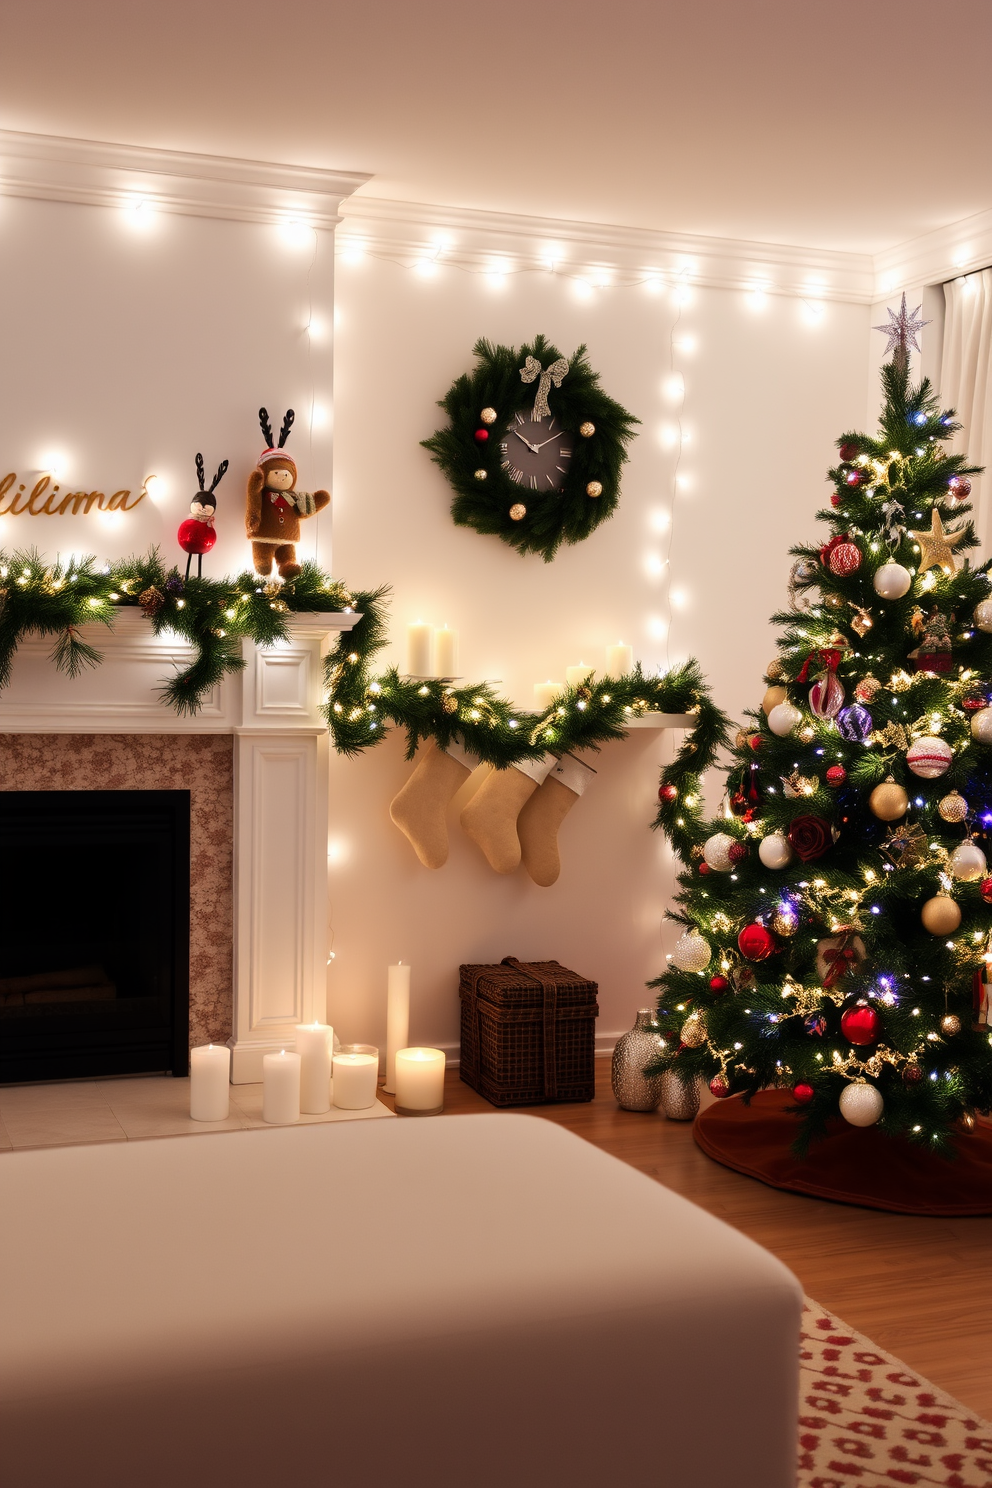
[
  {"left": 660, "top": 1069, "right": 700, "bottom": 1121},
  {"left": 611, "top": 1010, "right": 665, "bottom": 1111}
]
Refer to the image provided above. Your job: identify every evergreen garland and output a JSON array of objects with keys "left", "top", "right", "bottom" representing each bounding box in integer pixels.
[{"left": 422, "top": 335, "right": 639, "bottom": 562}]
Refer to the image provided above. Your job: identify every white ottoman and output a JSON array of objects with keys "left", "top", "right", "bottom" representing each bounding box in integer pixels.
[{"left": 0, "top": 1114, "right": 801, "bottom": 1487}]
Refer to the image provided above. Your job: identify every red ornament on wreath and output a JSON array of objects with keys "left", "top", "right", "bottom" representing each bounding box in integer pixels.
[
  {"left": 474, "top": 428, "right": 489, "bottom": 442},
  {"left": 748, "top": 734, "right": 763, "bottom": 752},
  {"left": 826, "top": 764, "right": 847, "bottom": 787},
  {"left": 708, "top": 1076, "right": 730, "bottom": 1099},
  {"left": 698, "top": 862, "right": 712, "bottom": 875},
  {"left": 839, "top": 441, "right": 861, "bottom": 463},
  {"left": 840, "top": 1003, "right": 881, "bottom": 1046},
  {"left": 658, "top": 783, "right": 678, "bottom": 803},
  {"left": 980, "top": 876, "right": 992, "bottom": 905},
  {"left": 844, "top": 468, "right": 866, "bottom": 487},
  {"left": 709, "top": 975, "right": 729, "bottom": 994},
  {"left": 738, "top": 923, "right": 776, "bottom": 961},
  {"left": 831, "top": 492, "right": 844, "bottom": 509},
  {"left": 728, "top": 842, "right": 749, "bottom": 865},
  {"left": 792, "top": 1083, "right": 814, "bottom": 1105},
  {"left": 828, "top": 541, "right": 862, "bottom": 577}
]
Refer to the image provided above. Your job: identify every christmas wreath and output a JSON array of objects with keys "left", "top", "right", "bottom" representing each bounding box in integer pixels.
[{"left": 422, "top": 335, "right": 639, "bottom": 562}]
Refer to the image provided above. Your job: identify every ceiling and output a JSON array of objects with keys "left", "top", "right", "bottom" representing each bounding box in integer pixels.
[{"left": 4, "top": 0, "right": 990, "bottom": 255}]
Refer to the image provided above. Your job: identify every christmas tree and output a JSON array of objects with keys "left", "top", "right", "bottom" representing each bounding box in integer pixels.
[{"left": 652, "top": 300, "right": 992, "bottom": 1154}]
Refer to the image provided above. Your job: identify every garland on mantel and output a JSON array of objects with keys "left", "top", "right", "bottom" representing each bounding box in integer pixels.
[{"left": 0, "top": 547, "right": 731, "bottom": 854}]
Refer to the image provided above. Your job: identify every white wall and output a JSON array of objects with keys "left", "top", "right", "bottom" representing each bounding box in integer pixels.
[{"left": 329, "top": 250, "right": 869, "bottom": 1052}]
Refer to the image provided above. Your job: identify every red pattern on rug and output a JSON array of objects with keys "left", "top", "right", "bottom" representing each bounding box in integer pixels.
[{"left": 799, "top": 1299, "right": 992, "bottom": 1487}]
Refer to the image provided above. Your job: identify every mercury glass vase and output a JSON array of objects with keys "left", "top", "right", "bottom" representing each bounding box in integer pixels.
[
  {"left": 611, "top": 1009, "right": 665, "bottom": 1111},
  {"left": 660, "top": 1070, "right": 700, "bottom": 1121}
]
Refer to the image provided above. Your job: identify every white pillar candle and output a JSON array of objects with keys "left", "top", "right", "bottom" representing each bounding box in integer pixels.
[
  {"left": 606, "top": 642, "right": 634, "bottom": 677},
  {"left": 434, "top": 625, "right": 459, "bottom": 678},
  {"left": 565, "top": 662, "right": 595, "bottom": 688},
  {"left": 295, "top": 1022, "right": 334, "bottom": 1114},
  {"left": 262, "top": 1049, "right": 301, "bottom": 1124},
  {"left": 189, "top": 1043, "right": 230, "bottom": 1121},
  {"left": 385, "top": 962, "right": 411, "bottom": 1094},
  {"left": 394, "top": 1047, "right": 446, "bottom": 1116},
  {"left": 533, "top": 680, "right": 564, "bottom": 711},
  {"left": 407, "top": 621, "right": 434, "bottom": 677},
  {"left": 332, "top": 1045, "right": 379, "bottom": 1109}
]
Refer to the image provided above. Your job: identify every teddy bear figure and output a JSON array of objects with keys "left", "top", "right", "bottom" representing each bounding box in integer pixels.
[{"left": 245, "top": 407, "right": 330, "bottom": 580}]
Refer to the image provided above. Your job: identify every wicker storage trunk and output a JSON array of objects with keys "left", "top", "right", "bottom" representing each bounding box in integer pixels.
[{"left": 459, "top": 957, "right": 599, "bottom": 1106}]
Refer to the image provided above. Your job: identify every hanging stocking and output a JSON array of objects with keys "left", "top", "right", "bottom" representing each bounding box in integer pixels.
[
  {"left": 389, "top": 739, "right": 479, "bottom": 869},
  {"left": 517, "top": 753, "right": 596, "bottom": 887},
  {"left": 460, "top": 755, "right": 555, "bottom": 874}
]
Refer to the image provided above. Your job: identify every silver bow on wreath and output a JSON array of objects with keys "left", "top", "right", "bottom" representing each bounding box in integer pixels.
[{"left": 520, "top": 355, "right": 569, "bottom": 420}]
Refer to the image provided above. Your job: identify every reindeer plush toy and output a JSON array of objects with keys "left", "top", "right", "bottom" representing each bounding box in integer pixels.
[
  {"left": 245, "top": 408, "right": 330, "bottom": 580},
  {"left": 178, "top": 453, "right": 228, "bottom": 579}
]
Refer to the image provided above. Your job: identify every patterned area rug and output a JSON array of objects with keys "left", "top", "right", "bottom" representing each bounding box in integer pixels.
[{"left": 799, "top": 1300, "right": 992, "bottom": 1487}]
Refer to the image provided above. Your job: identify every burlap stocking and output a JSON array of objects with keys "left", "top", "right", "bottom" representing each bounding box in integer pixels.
[
  {"left": 517, "top": 753, "right": 596, "bottom": 887},
  {"left": 459, "top": 755, "right": 554, "bottom": 874},
  {"left": 389, "top": 739, "right": 478, "bottom": 869}
]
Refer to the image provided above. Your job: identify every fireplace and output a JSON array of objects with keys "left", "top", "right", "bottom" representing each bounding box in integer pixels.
[{"left": 0, "top": 791, "right": 190, "bottom": 1083}]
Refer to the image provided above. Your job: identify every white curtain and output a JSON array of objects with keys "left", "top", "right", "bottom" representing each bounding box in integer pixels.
[{"left": 942, "top": 269, "right": 992, "bottom": 551}]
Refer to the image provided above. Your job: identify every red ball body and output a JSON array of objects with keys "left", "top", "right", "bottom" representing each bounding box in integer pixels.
[
  {"left": 949, "top": 475, "right": 972, "bottom": 498},
  {"left": 792, "top": 1083, "right": 814, "bottom": 1105},
  {"left": 902, "top": 1063, "right": 923, "bottom": 1084},
  {"left": 177, "top": 518, "right": 217, "bottom": 556},
  {"left": 840, "top": 1004, "right": 881, "bottom": 1046},
  {"left": 728, "top": 842, "right": 748, "bottom": 865},
  {"left": 748, "top": 734, "right": 763, "bottom": 752},
  {"left": 698, "top": 861, "right": 711, "bottom": 875},
  {"left": 708, "top": 1076, "right": 730, "bottom": 1099},
  {"left": 828, "top": 541, "right": 862, "bottom": 576},
  {"left": 831, "top": 492, "right": 844, "bottom": 508},
  {"left": 826, "top": 765, "right": 847, "bottom": 787},
  {"left": 474, "top": 428, "right": 489, "bottom": 442},
  {"left": 708, "top": 975, "right": 729, "bottom": 994},
  {"left": 980, "top": 876, "right": 992, "bottom": 905},
  {"left": 738, "top": 923, "right": 776, "bottom": 961},
  {"left": 839, "top": 441, "right": 860, "bottom": 463},
  {"left": 658, "top": 783, "right": 678, "bottom": 802}
]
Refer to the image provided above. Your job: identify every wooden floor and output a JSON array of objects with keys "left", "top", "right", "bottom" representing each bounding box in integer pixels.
[{"left": 378, "top": 1067, "right": 992, "bottom": 1421}]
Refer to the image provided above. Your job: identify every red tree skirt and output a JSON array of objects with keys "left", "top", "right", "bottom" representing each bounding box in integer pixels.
[{"left": 694, "top": 1090, "right": 992, "bottom": 1215}]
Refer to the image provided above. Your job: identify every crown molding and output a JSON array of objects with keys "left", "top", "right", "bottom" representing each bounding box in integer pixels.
[
  {"left": 873, "top": 205, "right": 992, "bottom": 299},
  {"left": 0, "top": 129, "right": 370, "bottom": 229},
  {"left": 339, "top": 194, "right": 876, "bottom": 303}
]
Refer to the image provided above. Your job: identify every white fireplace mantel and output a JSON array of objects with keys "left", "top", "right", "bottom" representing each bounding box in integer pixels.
[{"left": 0, "top": 609, "right": 358, "bottom": 1081}]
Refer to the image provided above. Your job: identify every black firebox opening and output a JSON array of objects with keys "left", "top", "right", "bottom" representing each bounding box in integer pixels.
[{"left": 0, "top": 790, "right": 190, "bottom": 1084}]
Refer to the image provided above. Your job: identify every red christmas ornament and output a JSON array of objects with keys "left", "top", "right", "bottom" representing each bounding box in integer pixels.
[
  {"left": 698, "top": 862, "right": 712, "bottom": 875},
  {"left": 980, "top": 876, "right": 992, "bottom": 905},
  {"left": 748, "top": 734, "right": 763, "bottom": 752},
  {"left": 962, "top": 687, "right": 988, "bottom": 712},
  {"left": 828, "top": 541, "right": 862, "bottom": 577},
  {"left": 844, "top": 468, "right": 864, "bottom": 487},
  {"left": 728, "top": 842, "right": 749, "bottom": 865},
  {"left": 831, "top": 492, "right": 844, "bottom": 508},
  {"left": 177, "top": 517, "right": 217, "bottom": 557},
  {"left": 839, "top": 441, "right": 860, "bottom": 463},
  {"left": 948, "top": 475, "right": 972, "bottom": 499},
  {"left": 708, "top": 975, "right": 729, "bottom": 994},
  {"left": 792, "top": 1082, "right": 814, "bottom": 1105},
  {"left": 474, "top": 428, "right": 489, "bottom": 442},
  {"left": 902, "top": 1063, "right": 923, "bottom": 1084},
  {"left": 708, "top": 1076, "right": 730, "bottom": 1099},
  {"left": 658, "top": 783, "right": 678, "bottom": 802},
  {"left": 826, "top": 764, "right": 847, "bottom": 787},
  {"left": 738, "top": 923, "right": 776, "bottom": 961},
  {"left": 819, "top": 532, "right": 849, "bottom": 565},
  {"left": 840, "top": 1003, "right": 881, "bottom": 1046}
]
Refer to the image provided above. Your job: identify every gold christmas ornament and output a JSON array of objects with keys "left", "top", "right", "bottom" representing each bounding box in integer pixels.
[
  {"left": 680, "top": 1013, "right": 707, "bottom": 1048},
  {"left": 579, "top": 421, "right": 596, "bottom": 437},
  {"left": 442, "top": 694, "right": 459, "bottom": 714},
  {"left": 940, "top": 1013, "right": 962, "bottom": 1036},
  {"left": 938, "top": 790, "right": 968, "bottom": 823},
  {"left": 762, "top": 685, "right": 788, "bottom": 716},
  {"left": 509, "top": 503, "right": 527, "bottom": 521},
  {"left": 586, "top": 480, "right": 603, "bottom": 498},
  {"left": 479, "top": 406, "right": 498, "bottom": 424},
  {"left": 921, "top": 895, "right": 962, "bottom": 935},
  {"left": 822, "top": 591, "right": 845, "bottom": 610},
  {"left": 735, "top": 729, "right": 750, "bottom": 749},
  {"left": 909, "top": 508, "right": 966, "bottom": 574},
  {"left": 474, "top": 468, "right": 488, "bottom": 481},
  {"left": 766, "top": 658, "right": 784, "bottom": 681},
  {"left": 855, "top": 675, "right": 882, "bottom": 703},
  {"left": 869, "top": 779, "right": 909, "bottom": 821},
  {"left": 850, "top": 606, "right": 874, "bottom": 638},
  {"left": 881, "top": 821, "right": 927, "bottom": 868},
  {"left": 771, "top": 904, "right": 799, "bottom": 937},
  {"left": 874, "top": 721, "right": 909, "bottom": 751}
]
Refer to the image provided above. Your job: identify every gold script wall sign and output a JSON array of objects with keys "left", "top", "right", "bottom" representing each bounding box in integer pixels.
[{"left": 0, "top": 474, "right": 148, "bottom": 516}]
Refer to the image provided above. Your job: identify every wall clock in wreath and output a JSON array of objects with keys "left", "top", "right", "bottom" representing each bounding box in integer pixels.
[{"left": 422, "top": 335, "right": 638, "bottom": 561}]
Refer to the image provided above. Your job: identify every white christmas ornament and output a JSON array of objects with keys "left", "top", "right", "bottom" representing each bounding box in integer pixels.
[
  {"left": 973, "top": 598, "right": 992, "bottom": 633},
  {"left": 758, "top": 832, "right": 795, "bottom": 870},
  {"left": 671, "top": 931, "right": 711, "bottom": 973},
  {"left": 703, "top": 833, "right": 735, "bottom": 872},
  {"left": 906, "top": 736, "right": 953, "bottom": 778},
  {"left": 971, "top": 707, "right": 992, "bottom": 744},
  {"left": 767, "top": 701, "right": 802, "bottom": 738},
  {"left": 950, "top": 841, "right": 987, "bottom": 881},
  {"left": 872, "top": 562, "right": 912, "bottom": 600},
  {"left": 838, "top": 1083, "right": 884, "bottom": 1127}
]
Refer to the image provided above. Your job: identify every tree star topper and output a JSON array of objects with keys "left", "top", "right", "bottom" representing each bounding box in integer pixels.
[
  {"left": 873, "top": 292, "right": 929, "bottom": 361},
  {"left": 909, "top": 508, "right": 966, "bottom": 574}
]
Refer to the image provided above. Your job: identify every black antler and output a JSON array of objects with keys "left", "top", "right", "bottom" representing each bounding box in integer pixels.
[
  {"left": 258, "top": 408, "right": 274, "bottom": 448},
  {"left": 210, "top": 459, "right": 229, "bottom": 493},
  {"left": 278, "top": 409, "right": 295, "bottom": 448},
  {"left": 195, "top": 453, "right": 206, "bottom": 491}
]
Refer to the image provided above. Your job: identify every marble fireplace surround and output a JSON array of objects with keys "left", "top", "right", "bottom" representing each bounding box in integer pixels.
[{"left": 0, "top": 610, "right": 357, "bottom": 1082}]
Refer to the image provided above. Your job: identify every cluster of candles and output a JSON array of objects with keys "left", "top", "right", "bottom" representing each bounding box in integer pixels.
[
  {"left": 534, "top": 643, "right": 634, "bottom": 709},
  {"left": 188, "top": 963, "right": 445, "bottom": 1123},
  {"left": 407, "top": 621, "right": 459, "bottom": 678}
]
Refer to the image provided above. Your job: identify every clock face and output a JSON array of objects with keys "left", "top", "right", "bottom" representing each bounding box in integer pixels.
[{"left": 499, "top": 413, "right": 573, "bottom": 492}]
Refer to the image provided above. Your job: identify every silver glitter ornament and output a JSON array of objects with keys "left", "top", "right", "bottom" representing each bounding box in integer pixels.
[{"left": 610, "top": 1010, "right": 665, "bottom": 1111}]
